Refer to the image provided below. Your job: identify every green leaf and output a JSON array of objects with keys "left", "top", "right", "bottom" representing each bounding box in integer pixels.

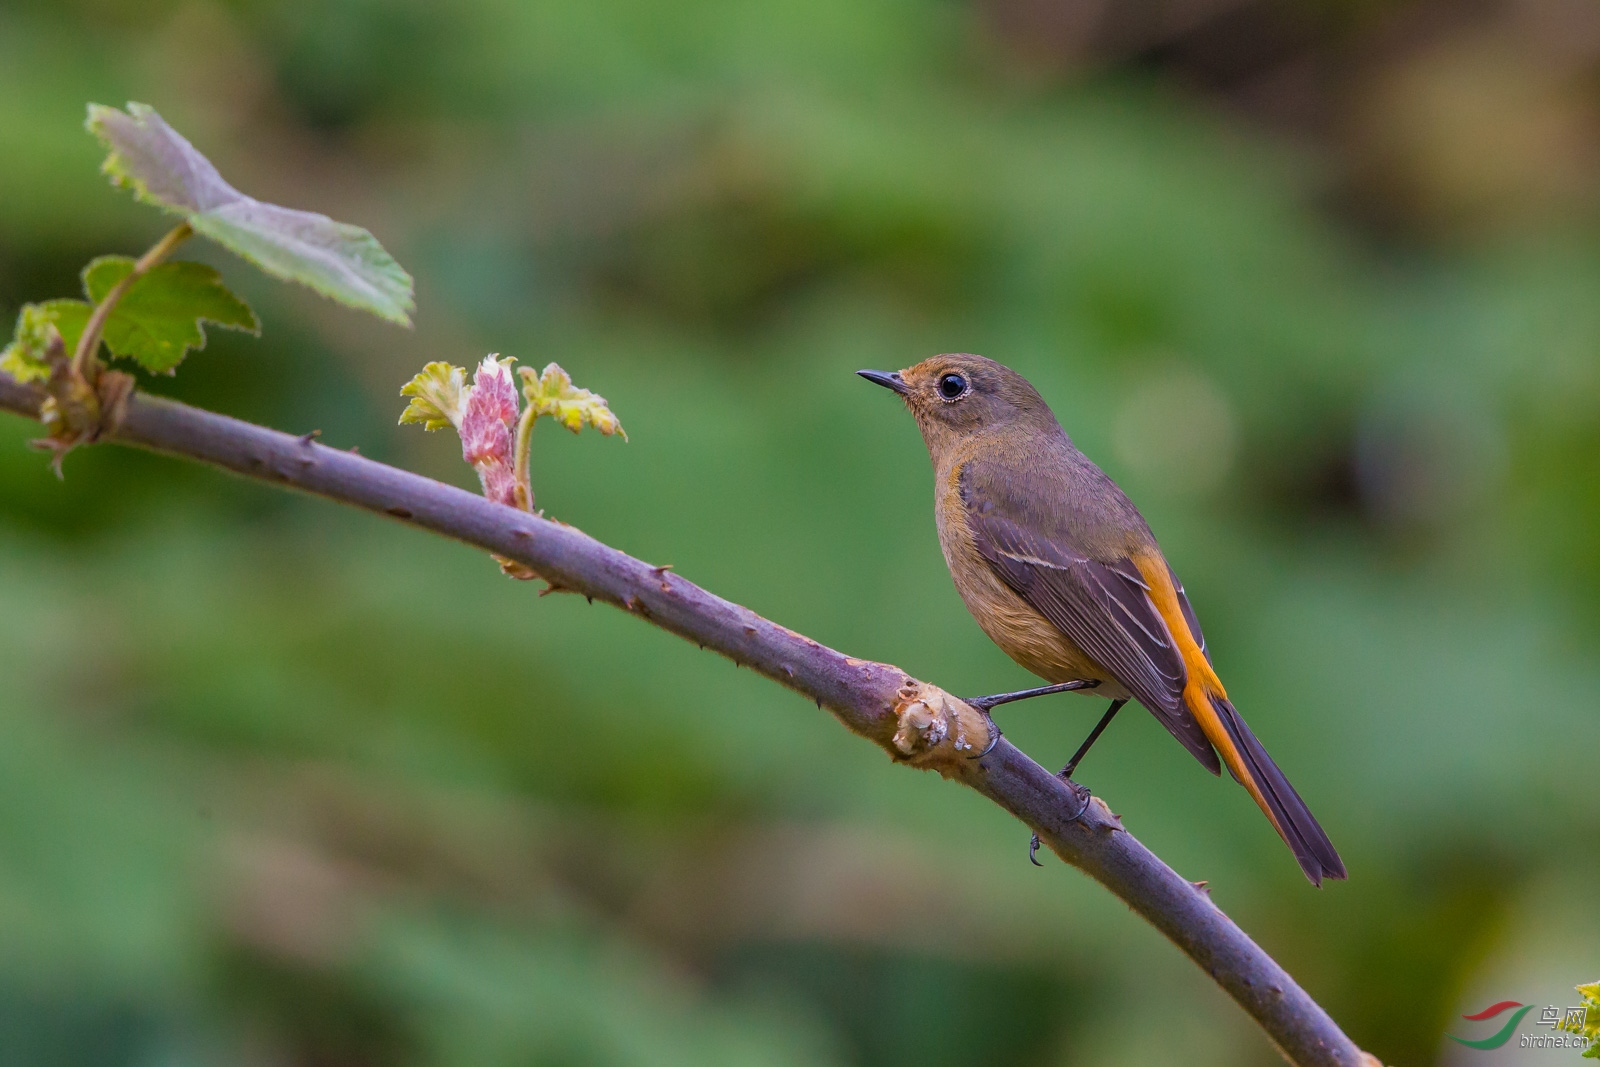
[
  {"left": 1564, "top": 981, "right": 1600, "bottom": 1058},
  {"left": 86, "top": 102, "right": 414, "bottom": 327},
  {"left": 81, "top": 256, "right": 260, "bottom": 374},
  {"left": 519, "top": 362, "right": 627, "bottom": 439},
  {"left": 1, "top": 301, "right": 89, "bottom": 384},
  {"left": 399, "top": 361, "right": 469, "bottom": 431}
]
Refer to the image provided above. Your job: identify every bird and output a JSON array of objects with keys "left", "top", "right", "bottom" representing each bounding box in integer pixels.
[{"left": 859, "top": 354, "right": 1345, "bottom": 886}]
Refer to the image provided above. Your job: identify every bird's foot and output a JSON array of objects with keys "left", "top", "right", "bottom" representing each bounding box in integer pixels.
[
  {"left": 961, "top": 680, "right": 1099, "bottom": 761},
  {"left": 1027, "top": 780, "right": 1095, "bottom": 867}
]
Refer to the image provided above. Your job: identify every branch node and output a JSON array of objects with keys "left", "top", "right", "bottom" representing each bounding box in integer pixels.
[{"left": 890, "top": 681, "right": 989, "bottom": 773}]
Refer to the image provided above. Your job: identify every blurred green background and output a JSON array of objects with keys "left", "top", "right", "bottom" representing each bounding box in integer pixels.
[{"left": 1, "top": 1, "right": 1598, "bottom": 1064}]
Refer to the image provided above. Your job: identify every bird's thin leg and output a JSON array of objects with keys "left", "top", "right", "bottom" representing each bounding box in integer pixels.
[
  {"left": 1028, "top": 698, "right": 1130, "bottom": 865},
  {"left": 1058, "top": 699, "right": 1127, "bottom": 779},
  {"left": 964, "top": 680, "right": 1100, "bottom": 760},
  {"left": 964, "top": 679, "right": 1099, "bottom": 712}
]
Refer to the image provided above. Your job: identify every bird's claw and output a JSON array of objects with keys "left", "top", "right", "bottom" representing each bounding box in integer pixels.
[
  {"left": 1027, "top": 782, "right": 1093, "bottom": 867},
  {"left": 968, "top": 710, "right": 1001, "bottom": 759},
  {"left": 963, "top": 681, "right": 1100, "bottom": 760}
]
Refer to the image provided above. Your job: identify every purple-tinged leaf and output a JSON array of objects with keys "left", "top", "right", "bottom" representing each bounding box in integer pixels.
[{"left": 87, "top": 103, "right": 413, "bottom": 326}]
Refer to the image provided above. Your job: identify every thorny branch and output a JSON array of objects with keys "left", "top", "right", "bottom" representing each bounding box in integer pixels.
[{"left": 0, "top": 375, "right": 1380, "bottom": 1067}]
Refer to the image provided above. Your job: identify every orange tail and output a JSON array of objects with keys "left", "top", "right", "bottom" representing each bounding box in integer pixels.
[
  {"left": 1186, "top": 689, "right": 1346, "bottom": 886},
  {"left": 1136, "top": 553, "right": 1346, "bottom": 885}
]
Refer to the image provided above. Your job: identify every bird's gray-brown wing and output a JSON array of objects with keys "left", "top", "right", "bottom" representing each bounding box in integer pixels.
[{"left": 959, "top": 463, "right": 1221, "bottom": 774}]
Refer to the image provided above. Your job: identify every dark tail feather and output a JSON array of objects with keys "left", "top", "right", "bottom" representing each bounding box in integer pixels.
[{"left": 1211, "top": 696, "right": 1347, "bottom": 886}]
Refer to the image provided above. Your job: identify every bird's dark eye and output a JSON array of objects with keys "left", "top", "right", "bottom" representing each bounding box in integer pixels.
[{"left": 937, "top": 372, "right": 969, "bottom": 400}]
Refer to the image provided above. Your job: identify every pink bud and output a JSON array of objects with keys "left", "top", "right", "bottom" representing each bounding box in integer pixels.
[
  {"left": 477, "top": 458, "right": 520, "bottom": 508},
  {"left": 458, "top": 356, "right": 522, "bottom": 506},
  {"left": 460, "top": 356, "right": 518, "bottom": 465}
]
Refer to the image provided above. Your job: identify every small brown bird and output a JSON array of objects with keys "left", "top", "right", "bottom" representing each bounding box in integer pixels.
[{"left": 860, "top": 354, "right": 1345, "bottom": 885}]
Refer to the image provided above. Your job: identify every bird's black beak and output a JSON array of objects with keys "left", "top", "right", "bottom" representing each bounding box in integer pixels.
[{"left": 857, "top": 369, "right": 908, "bottom": 395}]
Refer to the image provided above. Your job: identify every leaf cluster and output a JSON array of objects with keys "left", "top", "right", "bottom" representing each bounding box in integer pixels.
[
  {"left": 3, "top": 103, "right": 413, "bottom": 386},
  {"left": 3, "top": 258, "right": 258, "bottom": 379}
]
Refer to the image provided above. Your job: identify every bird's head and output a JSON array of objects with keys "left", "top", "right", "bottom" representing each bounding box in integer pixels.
[{"left": 857, "top": 353, "right": 1058, "bottom": 456}]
